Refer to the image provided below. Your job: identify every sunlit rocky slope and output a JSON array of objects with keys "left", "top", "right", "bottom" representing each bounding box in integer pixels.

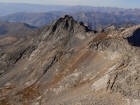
[{"left": 0, "top": 15, "right": 140, "bottom": 105}]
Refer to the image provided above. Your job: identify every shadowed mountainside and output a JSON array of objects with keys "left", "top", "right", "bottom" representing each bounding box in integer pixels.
[
  {"left": 0, "top": 20, "right": 37, "bottom": 48},
  {"left": 0, "top": 20, "right": 37, "bottom": 36}
]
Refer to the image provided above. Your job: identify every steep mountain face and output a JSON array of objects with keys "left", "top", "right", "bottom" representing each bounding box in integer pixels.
[{"left": 0, "top": 15, "right": 140, "bottom": 105}]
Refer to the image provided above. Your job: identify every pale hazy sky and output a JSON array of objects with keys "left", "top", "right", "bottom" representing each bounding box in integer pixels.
[{"left": 0, "top": 0, "right": 139, "bottom": 8}]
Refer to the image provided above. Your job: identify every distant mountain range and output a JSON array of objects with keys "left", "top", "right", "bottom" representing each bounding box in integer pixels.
[
  {"left": 1, "top": 3, "right": 140, "bottom": 16},
  {"left": 72, "top": 11, "right": 140, "bottom": 30},
  {"left": 0, "top": 12, "right": 65, "bottom": 27},
  {"left": 0, "top": 11, "right": 140, "bottom": 30},
  {"left": 0, "top": 3, "right": 68, "bottom": 16},
  {"left": 1, "top": 3, "right": 140, "bottom": 30}
]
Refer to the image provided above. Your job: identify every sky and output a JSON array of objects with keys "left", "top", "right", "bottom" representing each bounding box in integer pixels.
[{"left": 0, "top": 0, "right": 139, "bottom": 9}]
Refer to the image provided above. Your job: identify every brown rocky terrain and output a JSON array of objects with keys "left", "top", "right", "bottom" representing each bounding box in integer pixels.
[{"left": 0, "top": 15, "right": 140, "bottom": 105}]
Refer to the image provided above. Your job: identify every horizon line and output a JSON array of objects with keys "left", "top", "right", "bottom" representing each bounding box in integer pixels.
[{"left": 0, "top": 2, "right": 139, "bottom": 9}]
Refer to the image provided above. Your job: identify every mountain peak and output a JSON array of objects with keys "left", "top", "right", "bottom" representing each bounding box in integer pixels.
[
  {"left": 61, "top": 15, "right": 73, "bottom": 19},
  {"left": 51, "top": 15, "right": 92, "bottom": 33},
  {"left": 41, "top": 15, "right": 93, "bottom": 35},
  {"left": 37, "top": 15, "right": 94, "bottom": 49}
]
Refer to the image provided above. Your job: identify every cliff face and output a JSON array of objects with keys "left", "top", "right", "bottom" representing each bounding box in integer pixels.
[{"left": 0, "top": 15, "right": 140, "bottom": 105}]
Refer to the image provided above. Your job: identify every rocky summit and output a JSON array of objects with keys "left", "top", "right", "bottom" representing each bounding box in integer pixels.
[{"left": 0, "top": 15, "right": 140, "bottom": 105}]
